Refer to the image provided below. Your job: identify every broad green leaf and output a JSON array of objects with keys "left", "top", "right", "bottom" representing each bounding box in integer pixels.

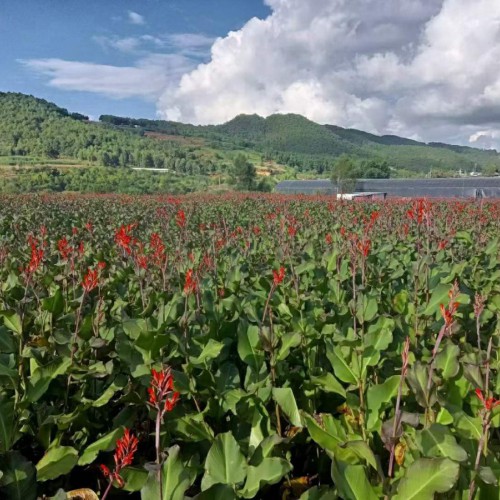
[
  {"left": 240, "top": 458, "right": 292, "bottom": 498},
  {"left": 42, "top": 288, "right": 64, "bottom": 317},
  {"left": 189, "top": 339, "right": 224, "bottom": 366},
  {"left": 36, "top": 445, "right": 78, "bottom": 482},
  {"left": 27, "top": 357, "right": 72, "bottom": 403},
  {"left": 448, "top": 406, "right": 482, "bottom": 440},
  {"left": 249, "top": 400, "right": 271, "bottom": 453},
  {"left": 141, "top": 445, "right": 196, "bottom": 500},
  {"left": 272, "top": 388, "right": 302, "bottom": 427},
  {"left": 310, "top": 373, "right": 346, "bottom": 397},
  {"left": 277, "top": 332, "right": 301, "bottom": 361},
  {"left": 78, "top": 427, "right": 123, "bottom": 466},
  {"left": 0, "top": 311, "right": 22, "bottom": 335},
  {"left": 356, "top": 294, "right": 378, "bottom": 324},
  {"left": 331, "top": 460, "right": 378, "bottom": 500},
  {"left": 202, "top": 432, "right": 247, "bottom": 489},
  {"left": 120, "top": 467, "right": 149, "bottom": 492},
  {"left": 91, "top": 375, "right": 128, "bottom": 407},
  {"left": 362, "top": 318, "right": 394, "bottom": 374},
  {"left": 195, "top": 484, "right": 237, "bottom": 500},
  {"left": 237, "top": 323, "right": 264, "bottom": 372},
  {"left": 122, "top": 318, "right": 149, "bottom": 340},
  {"left": 338, "top": 440, "right": 378, "bottom": 470},
  {"left": 0, "top": 451, "right": 36, "bottom": 500},
  {"left": 173, "top": 414, "right": 214, "bottom": 442},
  {"left": 366, "top": 375, "right": 400, "bottom": 431},
  {"left": 416, "top": 424, "right": 467, "bottom": 462},
  {"left": 303, "top": 412, "right": 345, "bottom": 452},
  {"left": 0, "top": 398, "right": 16, "bottom": 452},
  {"left": 435, "top": 341, "right": 460, "bottom": 379},
  {"left": 394, "top": 458, "right": 459, "bottom": 500},
  {"left": 300, "top": 486, "right": 336, "bottom": 499},
  {"left": 325, "top": 341, "right": 357, "bottom": 385}
]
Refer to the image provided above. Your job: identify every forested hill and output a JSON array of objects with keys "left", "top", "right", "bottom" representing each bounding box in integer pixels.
[
  {"left": 101, "top": 111, "right": 500, "bottom": 174},
  {"left": 1, "top": 92, "right": 499, "bottom": 176},
  {"left": 0, "top": 92, "right": 222, "bottom": 174}
]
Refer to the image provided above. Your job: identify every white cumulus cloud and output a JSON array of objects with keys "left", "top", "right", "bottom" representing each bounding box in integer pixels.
[
  {"left": 158, "top": 0, "right": 500, "bottom": 147},
  {"left": 128, "top": 11, "right": 145, "bottom": 25},
  {"left": 20, "top": 54, "right": 193, "bottom": 100}
]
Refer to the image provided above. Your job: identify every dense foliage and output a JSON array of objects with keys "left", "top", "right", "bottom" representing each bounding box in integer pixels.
[
  {"left": 0, "top": 93, "right": 223, "bottom": 175},
  {"left": 101, "top": 111, "right": 500, "bottom": 174},
  {"left": 0, "top": 194, "right": 499, "bottom": 499},
  {"left": 3, "top": 93, "right": 500, "bottom": 189}
]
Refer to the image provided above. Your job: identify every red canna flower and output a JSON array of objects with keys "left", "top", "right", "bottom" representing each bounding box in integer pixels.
[
  {"left": 475, "top": 388, "right": 500, "bottom": 412},
  {"left": 58, "top": 237, "right": 72, "bottom": 260},
  {"left": 184, "top": 269, "right": 197, "bottom": 294},
  {"left": 176, "top": 209, "right": 186, "bottom": 228},
  {"left": 148, "top": 367, "right": 180, "bottom": 416},
  {"left": 273, "top": 266, "right": 285, "bottom": 286},
  {"left": 325, "top": 233, "right": 333, "bottom": 244},
  {"left": 115, "top": 224, "right": 135, "bottom": 255},
  {"left": 82, "top": 268, "right": 99, "bottom": 293},
  {"left": 100, "top": 428, "right": 139, "bottom": 491}
]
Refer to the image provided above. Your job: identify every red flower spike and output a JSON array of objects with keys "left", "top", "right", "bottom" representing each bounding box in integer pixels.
[
  {"left": 184, "top": 269, "right": 197, "bottom": 294},
  {"left": 273, "top": 266, "right": 285, "bottom": 286},
  {"left": 475, "top": 388, "right": 500, "bottom": 412},
  {"left": 148, "top": 367, "right": 179, "bottom": 420},
  {"left": 99, "top": 428, "right": 139, "bottom": 491}
]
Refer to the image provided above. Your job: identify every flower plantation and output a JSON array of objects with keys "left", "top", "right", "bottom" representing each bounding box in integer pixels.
[{"left": 0, "top": 193, "right": 499, "bottom": 499}]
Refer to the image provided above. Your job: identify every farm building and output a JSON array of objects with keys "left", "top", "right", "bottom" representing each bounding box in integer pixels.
[{"left": 275, "top": 177, "right": 500, "bottom": 198}]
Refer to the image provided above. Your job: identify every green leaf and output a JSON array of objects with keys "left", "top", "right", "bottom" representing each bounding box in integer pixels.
[
  {"left": 0, "top": 397, "right": 16, "bottom": 452},
  {"left": 448, "top": 406, "right": 482, "bottom": 440},
  {"left": 195, "top": 484, "right": 237, "bottom": 500},
  {"left": 299, "top": 486, "right": 337, "bottom": 499},
  {"left": 36, "top": 445, "right": 78, "bottom": 482},
  {"left": 303, "top": 412, "right": 345, "bottom": 452},
  {"left": 277, "top": 332, "right": 301, "bottom": 361},
  {"left": 415, "top": 424, "right": 467, "bottom": 462},
  {"left": 240, "top": 458, "right": 293, "bottom": 498},
  {"left": 338, "top": 440, "right": 378, "bottom": 470},
  {"left": 272, "top": 388, "right": 302, "bottom": 427},
  {"left": 249, "top": 400, "right": 271, "bottom": 453},
  {"left": 362, "top": 318, "right": 394, "bottom": 374},
  {"left": 435, "top": 341, "right": 460, "bottom": 379},
  {"left": 189, "top": 339, "right": 224, "bottom": 366},
  {"left": 27, "top": 357, "right": 72, "bottom": 403},
  {"left": 356, "top": 294, "right": 378, "bottom": 324},
  {"left": 202, "top": 432, "right": 247, "bottom": 490},
  {"left": 366, "top": 375, "right": 400, "bottom": 431},
  {"left": 0, "top": 311, "right": 22, "bottom": 335},
  {"left": 119, "top": 467, "right": 149, "bottom": 492},
  {"left": 78, "top": 427, "right": 123, "bottom": 466},
  {"left": 394, "top": 458, "right": 460, "bottom": 500},
  {"left": 141, "top": 445, "right": 196, "bottom": 500},
  {"left": 325, "top": 341, "right": 357, "bottom": 385},
  {"left": 42, "top": 288, "right": 64, "bottom": 317},
  {"left": 310, "top": 373, "right": 346, "bottom": 397},
  {"left": 331, "top": 460, "right": 378, "bottom": 500},
  {"left": 237, "top": 323, "right": 264, "bottom": 372},
  {"left": 0, "top": 451, "right": 36, "bottom": 500}
]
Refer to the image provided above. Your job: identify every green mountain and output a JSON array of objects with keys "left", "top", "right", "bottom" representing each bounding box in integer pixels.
[
  {"left": 1, "top": 92, "right": 499, "bottom": 182},
  {"left": 101, "top": 110, "right": 500, "bottom": 174}
]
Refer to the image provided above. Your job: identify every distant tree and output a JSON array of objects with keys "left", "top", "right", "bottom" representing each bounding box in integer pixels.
[
  {"left": 360, "top": 159, "right": 391, "bottom": 179},
  {"left": 331, "top": 155, "right": 357, "bottom": 193},
  {"left": 483, "top": 163, "right": 500, "bottom": 176},
  {"left": 233, "top": 154, "right": 256, "bottom": 190}
]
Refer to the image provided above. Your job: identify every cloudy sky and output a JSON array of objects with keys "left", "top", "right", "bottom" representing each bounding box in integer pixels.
[{"left": 2, "top": 0, "right": 500, "bottom": 148}]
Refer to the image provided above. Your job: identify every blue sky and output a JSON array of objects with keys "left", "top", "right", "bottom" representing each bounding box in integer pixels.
[
  {"left": 2, "top": 0, "right": 500, "bottom": 148},
  {"left": 0, "top": 0, "right": 270, "bottom": 119}
]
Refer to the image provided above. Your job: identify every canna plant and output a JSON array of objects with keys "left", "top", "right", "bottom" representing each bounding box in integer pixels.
[{"left": 0, "top": 194, "right": 499, "bottom": 499}]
